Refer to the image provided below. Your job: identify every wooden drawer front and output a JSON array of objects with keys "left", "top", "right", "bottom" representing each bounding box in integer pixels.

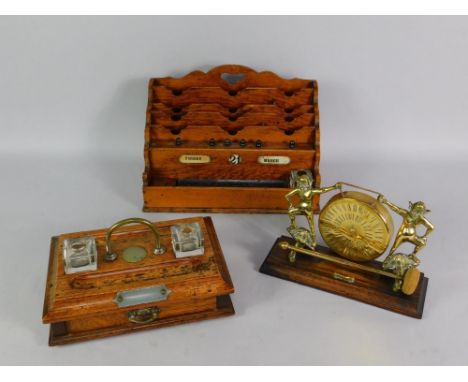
[
  {"left": 48, "top": 295, "right": 235, "bottom": 345},
  {"left": 149, "top": 147, "right": 315, "bottom": 181},
  {"left": 67, "top": 297, "right": 217, "bottom": 334}
]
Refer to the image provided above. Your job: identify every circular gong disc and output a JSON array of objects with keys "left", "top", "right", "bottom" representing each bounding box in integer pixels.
[
  {"left": 122, "top": 246, "right": 148, "bottom": 263},
  {"left": 318, "top": 191, "right": 394, "bottom": 262}
]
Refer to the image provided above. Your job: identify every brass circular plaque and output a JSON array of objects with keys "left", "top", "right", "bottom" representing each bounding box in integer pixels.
[
  {"left": 122, "top": 246, "right": 148, "bottom": 263},
  {"left": 318, "top": 191, "right": 393, "bottom": 262}
]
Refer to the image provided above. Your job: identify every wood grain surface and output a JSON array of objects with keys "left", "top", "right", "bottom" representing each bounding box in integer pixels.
[
  {"left": 42, "top": 216, "right": 235, "bottom": 345},
  {"left": 260, "top": 236, "right": 428, "bottom": 318},
  {"left": 143, "top": 65, "right": 321, "bottom": 212}
]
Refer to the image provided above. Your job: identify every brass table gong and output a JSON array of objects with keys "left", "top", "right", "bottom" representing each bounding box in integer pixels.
[{"left": 260, "top": 172, "right": 434, "bottom": 318}]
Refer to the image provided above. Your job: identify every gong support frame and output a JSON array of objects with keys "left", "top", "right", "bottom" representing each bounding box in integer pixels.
[{"left": 259, "top": 236, "right": 428, "bottom": 318}]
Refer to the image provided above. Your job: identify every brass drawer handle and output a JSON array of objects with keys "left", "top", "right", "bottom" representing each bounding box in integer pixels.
[
  {"left": 105, "top": 217, "right": 166, "bottom": 261},
  {"left": 127, "top": 307, "right": 160, "bottom": 324}
]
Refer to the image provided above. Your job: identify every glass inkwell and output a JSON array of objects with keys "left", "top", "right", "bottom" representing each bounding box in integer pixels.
[
  {"left": 63, "top": 237, "right": 98, "bottom": 274},
  {"left": 171, "top": 223, "right": 204, "bottom": 258}
]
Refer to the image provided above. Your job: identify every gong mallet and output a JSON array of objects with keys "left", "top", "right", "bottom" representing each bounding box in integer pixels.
[{"left": 278, "top": 241, "right": 420, "bottom": 295}]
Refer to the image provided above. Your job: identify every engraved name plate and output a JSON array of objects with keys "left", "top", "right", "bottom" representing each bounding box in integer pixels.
[
  {"left": 179, "top": 155, "right": 211, "bottom": 164},
  {"left": 257, "top": 156, "right": 291, "bottom": 165}
]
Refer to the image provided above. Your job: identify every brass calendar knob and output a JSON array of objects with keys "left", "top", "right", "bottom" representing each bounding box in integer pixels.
[{"left": 318, "top": 191, "right": 394, "bottom": 262}]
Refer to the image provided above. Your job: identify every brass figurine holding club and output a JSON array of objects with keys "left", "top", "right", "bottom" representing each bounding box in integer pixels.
[
  {"left": 285, "top": 174, "right": 340, "bottom": 249},
  {"left": 378, "top": 195, "right": 434, "bottom": 292}
]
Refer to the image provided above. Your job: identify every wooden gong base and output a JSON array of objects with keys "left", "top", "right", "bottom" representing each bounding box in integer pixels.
[{"left": 259, "top": 236, "right": 428, "bottom": 318}]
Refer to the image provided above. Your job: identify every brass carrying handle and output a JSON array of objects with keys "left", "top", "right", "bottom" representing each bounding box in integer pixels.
[
  {"left": 127, "top": 307, "right": 160, "bottom": 324},
  {"left": 104, "top": 217, "right": 166, "bottom": 262}
]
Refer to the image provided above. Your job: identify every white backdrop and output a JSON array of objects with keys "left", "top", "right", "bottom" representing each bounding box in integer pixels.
[{"left": 0, "top": 16, "right": 467, "bottom": 365}]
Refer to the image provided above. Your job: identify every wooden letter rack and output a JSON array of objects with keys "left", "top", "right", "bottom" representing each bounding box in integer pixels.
[{"left": 143, "top": 64, "right": 320, "bottom": 213}]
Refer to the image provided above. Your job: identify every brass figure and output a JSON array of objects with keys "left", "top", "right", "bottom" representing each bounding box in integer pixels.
[
  {"left": 378, "top": 196, "right": 434, "bottom": 259},
  {"left": 285, "top": 174, "right": 340, "bottom": 249},
  {"left": 286, "top": 226, "right": 315, "bottom": 263},
  {"left": 377, "top": 195, "right": 434, "bottom": 291}
]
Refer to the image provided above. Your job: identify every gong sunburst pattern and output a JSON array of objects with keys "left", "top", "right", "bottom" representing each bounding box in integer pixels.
[{"left": 318, "top": 192, "right": 393, "bottom": 262}]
